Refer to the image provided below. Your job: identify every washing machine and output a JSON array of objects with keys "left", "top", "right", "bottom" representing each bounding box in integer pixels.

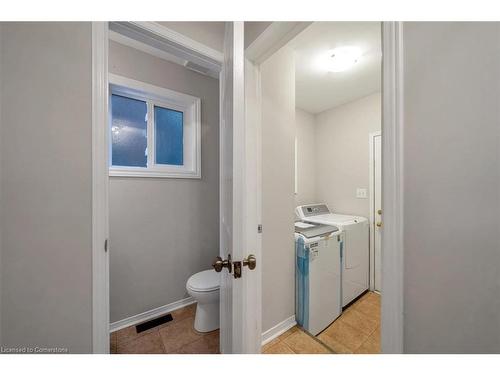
[
  {"left": 296, "top": 204, "right": 369, "bottom": 307},
  {"left": 295, "top": 221, "right": 342, "bottom": 336}
]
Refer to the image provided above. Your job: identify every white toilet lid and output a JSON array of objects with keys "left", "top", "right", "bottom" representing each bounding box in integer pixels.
[{"left": 187, "top": 269, "right": 220, "bottom": 292}]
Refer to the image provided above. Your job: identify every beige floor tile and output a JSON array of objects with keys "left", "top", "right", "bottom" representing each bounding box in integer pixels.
[
  {"left": 116, "top": 331, "right": 164, "bottom": 354},
  {"left": 339, "top": 308, "right": 378, "bottom": 336},
  {"left": 371, "top": 326, "right": 380, "bottom": 342},
  {"left": 113, "top": 326, "right": 139, "bottom": 345},
  {"left": 261, "top": 325, "right": 300, "bottom": 352},
  {"left": 110, "top": 332, "right": 118, "bottom": 354},
  {"left": 262, "top": 337, "right": 281, "bottom": 352},
  {"left": 263, "top": 341, "right": 295, "bottom": 354},
  {"left": 354, "top": 332, "right": 381, "bottom": 354},
  {"left": 112, "top": 313, "right": 181, "bottom": 346},
  {"left": 280, "top": 325, "right": 300, "bottom": 340},
  {"left": 361, "top": 292, "right": 381, "bottom": 307},
  {"left": 282, "top": 330, "right": 331, "bottom": 354},
  {"left": 175, "top": 330, "right": 220, "bottom": 354},
  {"left": 171, "top": 303, "right": 196, "bottom": 322},
  {"left": 321, "top": 320, "right": 369, "bottom": 352},
  {"left": 352, "top": 299, "right": 381, "bottom": 321},
  {"left": 317, "top": 333, "right": 353, "bottom": 354},
  {"left": 159, "top": 316, "right": 205, "bottom": 353}
]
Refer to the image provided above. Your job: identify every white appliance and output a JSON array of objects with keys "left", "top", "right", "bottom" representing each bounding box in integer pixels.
[
  {"left": 294, "top": 221, "right": 342, "bottom": 336},
  {"left": 296, "top": 204, "right": 369, "bottom": 307}
]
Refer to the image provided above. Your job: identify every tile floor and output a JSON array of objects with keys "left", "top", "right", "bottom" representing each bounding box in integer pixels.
[
  {"left": 111, "top": 291, "right": 379, "bottom": 354},
  {"left": 263, "top": 291, "right": 381, "bottom": 354},
  {"left": 262, "top": 326, "right": 333, "bottom": 354},
  {"left": 110, "top": 303, "right": 220, "bottom": 354}
]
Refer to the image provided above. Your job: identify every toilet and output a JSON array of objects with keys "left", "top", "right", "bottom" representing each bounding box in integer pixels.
[{"left": 186, "top": 269, "right": 220, "bottom": 332}]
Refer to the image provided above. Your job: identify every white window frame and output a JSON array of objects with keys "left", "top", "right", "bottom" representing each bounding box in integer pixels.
[{"left": 108, "top": 73, "right": 201, "bottom": 179}]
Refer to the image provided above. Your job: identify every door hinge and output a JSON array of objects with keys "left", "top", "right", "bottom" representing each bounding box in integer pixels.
[
  {"left": 258, "top": 224, "right": 262, "bottom": 233},
  {"left": 104, "top": 239, "right": 108, "bottom": 252}
]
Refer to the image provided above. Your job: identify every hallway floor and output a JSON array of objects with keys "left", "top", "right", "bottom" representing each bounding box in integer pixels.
[
  {"left": 110, "top": 304, "right": 219, "bottom": 354},
  {"left": 111, "top": 291, "right": 379, "bottom": 354},
  {"left": 263, "top": 291, "right": 381, "bottom": 354}
]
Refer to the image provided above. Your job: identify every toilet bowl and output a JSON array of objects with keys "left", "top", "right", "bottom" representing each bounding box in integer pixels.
[{"left": 186, "top": 269, "right": 220, "bottom": 332}]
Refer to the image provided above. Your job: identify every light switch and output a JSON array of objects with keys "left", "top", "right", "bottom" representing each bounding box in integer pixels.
[{"left": 356, "top": 188, "right": 368, "bottom": 199}]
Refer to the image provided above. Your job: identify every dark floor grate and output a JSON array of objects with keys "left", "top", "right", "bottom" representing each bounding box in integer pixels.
[{"left": 135, "top": 313, "right": 173, "bottom": 333}]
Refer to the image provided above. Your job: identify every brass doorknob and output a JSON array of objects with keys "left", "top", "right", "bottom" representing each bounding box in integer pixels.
[
  {"left": 212, "top": 254, "right": 232, "bottom": 273},
  {"left": 243, "top": 254, "right": 257, "bottom": 270},
  {"left": 376, "top": 221, "right": 383, "bottom": 227}
]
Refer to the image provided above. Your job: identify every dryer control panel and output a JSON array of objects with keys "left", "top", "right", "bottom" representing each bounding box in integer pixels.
[{"left": 296, "top": 204, "right": 331, "bottom": 219}]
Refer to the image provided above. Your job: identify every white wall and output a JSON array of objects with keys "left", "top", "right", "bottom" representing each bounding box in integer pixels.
[
  {"left": 0, "top": 22, "right": 93, "bottom": 353},
  {"left": 402, "top": 22, "right": 500, "bottom": 353},
  {"left": 315, "top": 93, "right": 381, "bottom": 218},
  {"left": 295, "top": 108, "right": 316, "bottom": 206},
  {"left": 261, "top": 46, "right": 296, "bottom": 332},
  {"left": 108, "top": 41, "right": 220, "bottom": 323}
]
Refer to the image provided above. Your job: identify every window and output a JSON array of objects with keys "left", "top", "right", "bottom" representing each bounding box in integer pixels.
[{"left": 109, "top": 74, "right": 201, "bottom": 178}]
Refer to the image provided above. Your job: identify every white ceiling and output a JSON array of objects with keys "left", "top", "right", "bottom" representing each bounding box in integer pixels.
[{"left": 291, "top": 22, "right": 381, "bottom": 114}]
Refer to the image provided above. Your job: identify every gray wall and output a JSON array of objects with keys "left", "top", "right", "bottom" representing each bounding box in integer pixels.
[
  {"left": 261, "top": 46, "right": 296, "bottom": 332},
  {"left": 244, "top": 22, "right": 272, "bottom": 49},
  {"left": 315, "top": 93, "right": 381, "bottom": 218},
  {"left": 295, "top": 108, "right": 316, "bottom": 206},
  {"left": 403, "top": 22, "right": 500, "bottom": 353},
  {"left": 157, "top": 22, "right": 225, "bottom": 52},
  {"left": 0, "top": 22, "right": 93, "bottom": 353},
  {"left": 109, "top": 41, "right": 220, "bottom": 323}
]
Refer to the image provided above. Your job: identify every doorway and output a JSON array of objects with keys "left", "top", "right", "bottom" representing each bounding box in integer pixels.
[
  {"left": 92, "top": 21, "right": 404, "bottom": 354},
  {"left": 252, "top": 21, "right": 383, "bottom": 354},
  {"left": 91, "top": 21, "right": 262, "bottom": 354}
]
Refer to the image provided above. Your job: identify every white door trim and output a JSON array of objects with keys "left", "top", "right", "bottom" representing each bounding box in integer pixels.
[
  {"left": 381, "top": 21, "right": 405, "bottom": 354},
  {"left": 91, "top": 21, "right": 110, "bottom": 354},
  {"left": 109, "top": 22, "right": 222, "bottom": 79},
  {"left": 245, "top": 22, "right": 312, "bottom": 64},
  {"left": 368, "top": 130, "right": 381, "bottom": 292}
]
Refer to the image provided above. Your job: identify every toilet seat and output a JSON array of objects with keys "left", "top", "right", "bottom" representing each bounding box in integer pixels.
[{"left": 187, "top": 270, "right": 220, "bottom": 292}]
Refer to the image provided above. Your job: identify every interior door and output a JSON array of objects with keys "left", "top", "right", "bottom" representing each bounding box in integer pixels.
[
  {"left": 374, "top": 134, "right": 382, "bottom": 292},
  {"left": 219, "top": 21, "right": 261, "bottom": 354}
]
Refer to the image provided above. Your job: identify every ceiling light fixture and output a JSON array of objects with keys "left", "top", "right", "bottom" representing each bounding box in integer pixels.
[{"left": 321, "top": 46, "right": 362, "bottom": 72}]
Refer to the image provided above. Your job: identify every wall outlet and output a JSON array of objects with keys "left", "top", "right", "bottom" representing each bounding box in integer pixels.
[{"left": 356, "top": 188, "right": 368, "bottom": 199}]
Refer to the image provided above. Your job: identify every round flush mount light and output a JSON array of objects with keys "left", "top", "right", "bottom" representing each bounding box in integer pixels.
[{"left": 320, "top": 46, "right": 362, "bottom": 72}]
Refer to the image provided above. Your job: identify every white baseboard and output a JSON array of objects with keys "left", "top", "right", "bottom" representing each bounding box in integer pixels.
[
  {"left": 261, "top": 315, "right": 297, "bottom": 346},
  {"left": 110, "top": 297, "right": 196, "bottom": 332}
]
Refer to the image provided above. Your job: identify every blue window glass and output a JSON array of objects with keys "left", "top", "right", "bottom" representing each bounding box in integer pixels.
[
  {"left": 155, "top": 106, "right": 184, "bottom": 166},
  {"left": 111, "top": 95, "right": 148, "bottom": 167},
  {"left": 111, "top": 94, "right": 148, "bottom": 167}
]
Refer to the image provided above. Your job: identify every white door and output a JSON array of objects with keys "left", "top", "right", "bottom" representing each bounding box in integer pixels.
[
  {"left": 219, "top": 22, "right": 261, "bottom": 354},
  {"left": 373, "top": 134, "right": 382, "bottom": 292}
]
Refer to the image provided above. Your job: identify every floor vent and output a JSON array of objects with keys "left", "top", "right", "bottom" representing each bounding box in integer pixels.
[{"left": 136, "top": 313, "right": 173, "bottom": 333}]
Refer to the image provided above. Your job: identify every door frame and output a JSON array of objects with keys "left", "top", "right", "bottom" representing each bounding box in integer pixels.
[
  {"left": 368, "top": 130, "right": 381, "bottom": 292},
  {"left": 247, "top": 21, "right": 405, "bottom": 354},
  {"left": 92, "top": 21, "right": 262, "bottom": 353},
  {"left": 381, "top": 21, "right": 404, "bottom": 354},
  {"left": 92, "top": 22, "right": 110, "bottom": 354}
]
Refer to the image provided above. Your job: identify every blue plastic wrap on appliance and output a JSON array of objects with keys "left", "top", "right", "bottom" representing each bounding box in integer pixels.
[{"left": 295, "top": 236, "right": 309, "bottom": 330}]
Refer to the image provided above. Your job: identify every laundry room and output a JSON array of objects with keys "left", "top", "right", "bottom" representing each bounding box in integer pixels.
[{"left": 260, "top": 22, "right": 382, "bottom": 354}]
